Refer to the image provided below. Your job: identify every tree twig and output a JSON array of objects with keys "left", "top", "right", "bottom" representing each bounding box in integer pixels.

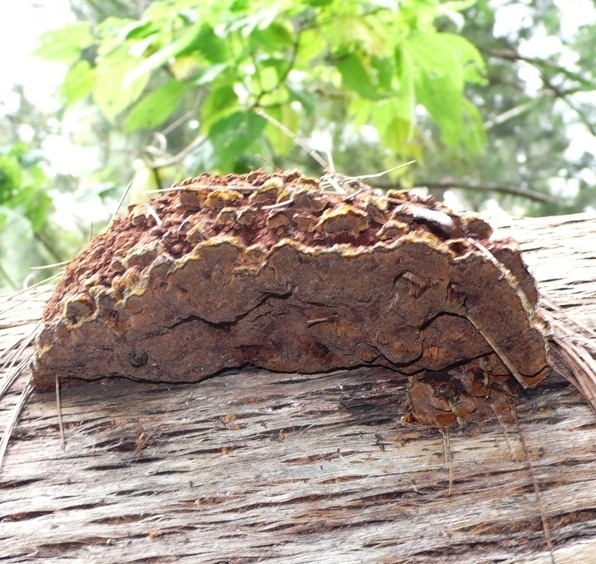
[{"left": 372, "top": 180, "right": 559, "bottom": 204}]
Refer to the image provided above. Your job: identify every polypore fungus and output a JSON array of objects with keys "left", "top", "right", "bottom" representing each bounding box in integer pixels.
[{"left": 32, "top": 170, "right": 550, "bottom": 427}]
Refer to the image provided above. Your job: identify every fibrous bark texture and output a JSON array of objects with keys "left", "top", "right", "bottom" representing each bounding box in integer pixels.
[{"left": 32, "top": 170, "right": 550, "bottom": 426}]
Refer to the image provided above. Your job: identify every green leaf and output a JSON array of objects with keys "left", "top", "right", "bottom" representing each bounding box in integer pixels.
[
  {"left": 249, "top": 22, "right": 295, "bottom": 52},
  {"left": 394, "top": 42, "right": 416, "bottom": 119},
  {"left": 349, "top": 97, "right": 373, "bottom": 128},
  {"left": 253, "top": 58, "right": 288, "bottom": 91},
  {"left": 372, "top": 98, "right": 415, "bottom": 145},
  {"left": 439, "top": 33, "right": 486, "bottom": 85},
  {"left": 304, "top": 0, "right": 333, "bottom": 6},
  {"left": 336, "top": 52, "right": 385, "bottom": 100},
  {"left": 295, "top": 27, "right": 327, "bottom": 66},
  {"left": 200, "top": 86, "right": 239, "bottom": 133},
  {"left": 61, "top": 60, "right": 95, "bottom": 105},
  {"left": 371, "top": 56, "right": 394, "bottom": 92},
  {"left": 119, "top": 19, "right": 161, "bottom": 42},
  {"left": 123, "top": 22, "right": 206, "bottom": 87},
  {"left": 0, "top": 207, "right": 7, "bottom": 231},
  {"left": 400, "top": 0, "right": 443, "bottom": 31},
  {"left": 96, "top": 16, "right": 138, "bottom": 56},
  {"left": 93, "top": 51, "right": 151, "bottom": 122},
  {"left": 400, "top": 30, "right": 486, "bottom": 150},
  {"left": 209, "top": 111, "right": 266, "bottom": 170},
  {"left": 124, "top": 80, "right": 187, "bottom": 132},
  {"left": 33, "top": 22, "right": 94, "bottom": 63},
  {"left": 0, "top": 155, "right": 23, "bottom": 203},
  {"left": 191, "top": 26, "right": 230, "bottom": 63},
  {"left": 379, "top": 116, "right": 413, "bottom": 152},
  {"left": 0, "top": 144, "right": 52, "bottom": 234},
  {"left": 330, "top": 14, "right": 390, "bottom": 59},
  {"left": 10, "top": 185, "right": 53, "bottom": 232}
]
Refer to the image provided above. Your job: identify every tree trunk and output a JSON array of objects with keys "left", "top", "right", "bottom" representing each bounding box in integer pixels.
[{"left": 1, "top": 212, "right": 595, "bottom": 563}]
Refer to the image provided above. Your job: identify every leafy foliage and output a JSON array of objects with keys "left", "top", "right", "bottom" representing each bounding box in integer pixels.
[
  {"left": 0, "top": 143, "right": 55, "bottom": 287},
  {"left": 0, "top": 143, "right": 52, "bottom": 232},
  {"left": 0, "top": 89, "right": 117, "bottom": 290},
  {"left": 440, "top": 0, "right": 596, "bottom": 215},
  {"left": 35, "top": 0, "right": 487, "bottom": 174}
]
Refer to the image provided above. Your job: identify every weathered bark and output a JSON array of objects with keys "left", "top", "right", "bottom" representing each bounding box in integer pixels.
[{"left": 1, "top": 212, "right": 596, "bottom": 563}]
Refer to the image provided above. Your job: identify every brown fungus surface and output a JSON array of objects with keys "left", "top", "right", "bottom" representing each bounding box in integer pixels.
[{"left": 32, "top": 170, "right": 550, "bottom": 427}]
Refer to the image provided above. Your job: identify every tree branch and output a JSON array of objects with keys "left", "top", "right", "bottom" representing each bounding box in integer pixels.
[
  {"left": 371, "top": 180, "right": 559, "bottom": 204},
  {"left": 478, "top": 45, "right": 596, "bottom": 138},
  {"left": 481, "top": 47, "right": 595, "bottom": 92}
]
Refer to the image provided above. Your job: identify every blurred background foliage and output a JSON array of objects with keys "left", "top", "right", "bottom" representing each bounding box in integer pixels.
[{"left": 1, "top": 0, "right": 596, "bottom": 290}]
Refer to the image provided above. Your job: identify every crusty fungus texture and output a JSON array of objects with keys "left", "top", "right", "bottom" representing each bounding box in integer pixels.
[{"left": 32, "top": 170, "right": 550, "bottom": 427}]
